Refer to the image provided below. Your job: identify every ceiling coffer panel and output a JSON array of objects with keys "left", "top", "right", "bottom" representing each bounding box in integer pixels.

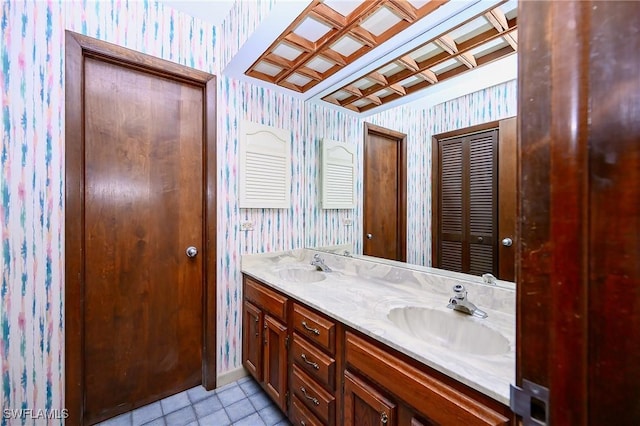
[
  {"left": 246, "top": 0, "right": 451, "bottom": 93},
  {"left": 322, "top": 0, "right": 518, "bottom": 113}
]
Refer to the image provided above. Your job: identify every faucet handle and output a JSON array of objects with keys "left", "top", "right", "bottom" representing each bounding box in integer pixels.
[
  {"left": 482, "top": 273, "right": 497, "bottom": 285},
  {"left": 452, "top": 284, "right": 466, "bottom": 298}
]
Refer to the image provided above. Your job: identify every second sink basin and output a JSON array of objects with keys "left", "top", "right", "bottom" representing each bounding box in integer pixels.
[
  {"left": 277, "top": 266, "right": 326, "bottom": 283},
  {"left": 387, "top": 307, "right": 510, "bottom": 356}
]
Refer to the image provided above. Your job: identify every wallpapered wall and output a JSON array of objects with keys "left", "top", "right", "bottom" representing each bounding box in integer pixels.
[
  {"left": 1, "top": 0, "right": 219, "bottom": 419},
  {"left": 304, "top": 79, "right": 517, "bottom": 267},
  {"left": 1, "top": 0, "right": 302, "bottom": 418},
  {"left": 1, "top": 0, "right": 517, "bottom": 420},
  {"left": 217, "top": 75, "right": 305, "bottom": 371}
]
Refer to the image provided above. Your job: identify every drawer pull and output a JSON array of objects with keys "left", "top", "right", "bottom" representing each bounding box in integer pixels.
[
  {"left": 300, "top": 353, "right": 319, "bottom": 370},
  {"left": 300, "top": 386, "right": 320, "bottom": 406},
  {"left": 301, "top": 321, "right": 320, "bottom": 336},
  {"left": 254, "top": 317, "right": 259, "bottom": 337},
  {"left": 381, "top": 412, "right": 388, "bottom": 424}
]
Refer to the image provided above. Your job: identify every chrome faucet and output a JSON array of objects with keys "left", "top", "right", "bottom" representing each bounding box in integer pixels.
[
  {"left": 447, "top": 284, "right": 487, "bottom": 318},
  {"left": 482, "top": 273, "right": 497, "bottom": 285},
  {"left": 311, "top": 254, "right": 332, "bottom": 272}
]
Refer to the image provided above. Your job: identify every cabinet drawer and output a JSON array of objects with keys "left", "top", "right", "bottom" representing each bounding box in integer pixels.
[
  {"left": 345, "top": 331, "right": 510, "bottom": 426},
  {"left": 292, "top": 365, "right": 335, "bottom": 426},
  {"left": 291, "top": 396, "right": 324, "bottom": 426},
  {"left": 244, "top": 276, "right": 287, "bottom": 322},
  {"left": 292, "top": 333, "right": 336, "bottom": 390},
  {"left": 293, "top": 303, "right": 335, "bottom": 354}
]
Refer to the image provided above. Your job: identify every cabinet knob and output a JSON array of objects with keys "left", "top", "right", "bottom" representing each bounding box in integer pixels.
[
  {"left": 502, "top": 237, "right": 513, "bottom": 247},
  {"left": 381, "top": 412, "right": 388, "bottom": 424},
  {"left": 366, "top": 233, "right": 373, "bottom": 239}
]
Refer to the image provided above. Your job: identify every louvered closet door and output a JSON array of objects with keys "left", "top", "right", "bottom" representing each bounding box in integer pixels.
[
  {"left": 439, "top": 140, "right": 464, "bottom": 272},
  {"left": 437, "top": 129, "right": 498, "bottom": 275},
  {"left": 467, "top": 131, "right": 498, "bottom": 275}
]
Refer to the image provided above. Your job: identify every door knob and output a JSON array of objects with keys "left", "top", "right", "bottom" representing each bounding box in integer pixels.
[
  {"left": 501, "top": 237, "right": 513, "bottom": 247},
  {"left": 366, "top": 233, "right": 373, "bottom": 239},
  {"left": 185, "top": 246, "right": 198, "bottom": 258}
]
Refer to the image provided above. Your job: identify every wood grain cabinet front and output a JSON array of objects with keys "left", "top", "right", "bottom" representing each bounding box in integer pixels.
[
  {"left": 242, "top": 301, "right": 263, "bottom": 381},
  {"left": 292, "top": 333, "right": 336, "bottom": 390},
  {"left": 242, "top": 276, "right": 289, "bottom": 412},
  {"left": 291, "top": 396, "right": 324, "bottom": 426},
  {"left": 241, "top": 274, "right": 512, "bottom": 426},
  {"left": 292, "top": 365, "right": 336, "bottom": 426},
  {"left": 293, "top": 303, "right": 336, "bottom": 355},
  {"left": 343, "top": 369, "right": 397, "bottom": 426},
  {"left": 345, "top": 331, "right": 511, "bottom": 426}
]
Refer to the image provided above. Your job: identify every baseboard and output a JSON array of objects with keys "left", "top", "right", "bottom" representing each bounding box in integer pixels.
[{"left": 216, "top": 366, "right": 248, "bottom": 388}]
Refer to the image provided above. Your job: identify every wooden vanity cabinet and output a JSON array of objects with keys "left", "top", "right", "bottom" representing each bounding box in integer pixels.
[
  {"left": 344, "top": 369, "right": 397, "bottom": 426},
  {"left": 242, "top": 275, "right": 513, "bottom": 425},
  {"left": 344, "top": 331, "right": 512, "bottom": 426},
  {"left": 242, "top": 276, "right": 288, "bottom": 412},
  {"left": 290, "top": 302, "right": 338, "bottom": 426}
]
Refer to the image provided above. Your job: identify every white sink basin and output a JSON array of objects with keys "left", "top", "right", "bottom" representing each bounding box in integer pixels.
[
  {"left": 387, "top": 307, "right": 510, "bottom": 356},
  {"left": 277, "top": 266, "right": 326, "bottom": 283}
]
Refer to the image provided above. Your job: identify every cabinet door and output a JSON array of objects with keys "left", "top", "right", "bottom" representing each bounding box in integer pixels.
[
  {"left": 264, "top": 315, "right": 288, "bottom": 411},
  {"left": 344, "top": 370, "right": 396, "bottom": 426},
  {"left": 243, "top": 301, "right": 263, "bottom": 381}
]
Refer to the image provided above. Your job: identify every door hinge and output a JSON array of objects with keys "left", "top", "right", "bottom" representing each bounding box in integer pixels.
[
  {"left": 285, "top": 335, "right": 289, "bottom": 349},
  {"left": 285, "top": 390, "right": 290, "bottom": 409},
  {"left": 510, "top": 379, "right": 549, "bottom": 426}
]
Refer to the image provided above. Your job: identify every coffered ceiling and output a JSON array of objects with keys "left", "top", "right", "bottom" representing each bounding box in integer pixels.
[
  {"left": 321, "top": 1, "right": 517, "bottom": 112},
  {"left": 162, "top": 0, "right": 518, "bottom": 115},
  {"left": 243, "top": 0, "right": 517, "bottom": 114},
  {"left": 245, "top": 0, "right": 452, "bottom": 93}
]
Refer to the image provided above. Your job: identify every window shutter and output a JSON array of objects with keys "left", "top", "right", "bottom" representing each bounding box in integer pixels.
[
  {"left": 321, "top": 138, "right": 356, "bottom": 209},
  {"left": 239, "top": 121, "right": 291, "bottom": 209}
]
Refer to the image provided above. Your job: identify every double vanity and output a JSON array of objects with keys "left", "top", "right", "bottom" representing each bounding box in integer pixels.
[{"left": 241, "top": 249, "right": 515, "bottom": 425}]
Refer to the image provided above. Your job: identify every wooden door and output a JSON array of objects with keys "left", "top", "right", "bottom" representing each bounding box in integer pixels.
[
  {"left": 65, "top": 33, "right": 217, "bottom": 425},
  {"left": 517, "top": 1, "right": 640, "bottom": 424},
  {"left": 264, "top": 315, "right": 288, "bottom": 412},
  {"left": 243, "top": 301, "right": 263, "bottom": 381},
  {"left": 363, "top": 123, "right": 407, "bottom": 261},
  {"left": 434, "top": 128, "right": 498, "bottom": 276},
  {"left": 343, "top": 370, "right": 397, "bottom": 426},
  {"left": 497, "top": 118, "right": 516, "bottom": 281}
]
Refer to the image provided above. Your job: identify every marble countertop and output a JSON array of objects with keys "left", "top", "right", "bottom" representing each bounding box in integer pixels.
[{"left": 241, "top": 249, "right": 515, "bottom": 405}]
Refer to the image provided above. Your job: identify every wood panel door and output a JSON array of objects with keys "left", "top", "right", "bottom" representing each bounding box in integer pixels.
[
  {"left": 363, "top": 123, "right": 407, "bottom": 261},
  {"left": 343, "top": 370, "right": 397, "bottom": 426},
  {"left": 65, "top": 33, "right": 217, "bottom": 425},
  {"left": 434, "top": 128, "right": 498, "bottom": 276},
  {"left": 263, "top": 315, "right": 288, "bottom": 412},
  {"left": 243, "top": 301, "right": 263, "bottom": 381},
  {"left": 517, "top": 1, "right": 640, "bottom": 424},
  {"left": 497, "top": 118, "right": 517, "bottom": 282}
]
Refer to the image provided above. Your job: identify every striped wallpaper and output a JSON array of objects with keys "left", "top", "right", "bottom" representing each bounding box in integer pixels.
[
  {"left": 216, "top": 75, "right": 305, "bottom": 372},
  {"left": 1, "top": 0, "right": 218, "bottom": 422},
  {"left": 219, "top": 0, "right": 276, "bottom": 71},
  {"left": 1, "top": 0, "right": 517, "bottom": 421},
  {"left": 304, "top": 80, "right": 517, "bottom": 267}
]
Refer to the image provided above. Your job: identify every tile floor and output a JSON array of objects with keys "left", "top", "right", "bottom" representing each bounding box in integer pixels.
[{"left": 96, "top": 376, "right": 292, "bottom": 426}]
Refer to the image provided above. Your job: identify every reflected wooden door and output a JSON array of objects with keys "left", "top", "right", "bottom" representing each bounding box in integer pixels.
[
  {"left": 82, "top": 57, "right": 203, "bottom": 423},
  {"left": 363, "top": 123, "right": 407, "bottom": 261}
]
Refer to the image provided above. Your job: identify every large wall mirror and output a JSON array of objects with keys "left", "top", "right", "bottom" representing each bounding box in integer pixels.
[{"left": 302, "top": 2, "right": 518, "bottom": 285}]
